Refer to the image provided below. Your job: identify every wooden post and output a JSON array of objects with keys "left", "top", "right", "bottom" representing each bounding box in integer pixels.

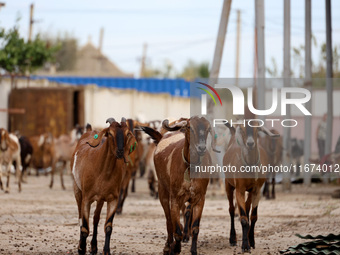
[
  {"left": 325, "top": 0, "right": 333, "bottom": 156},
  {"left": 140, "top": 43, "right": 148, "bottom": 78},
  {"left": 304, "top": 0, "right": 312, "bottom": 186},
  {"left": 282, "top": 0, "right": 292, "bottom": 191},
  {"left": 209, "top": 0, "right": 232, "bottom": 79},
  {"left": 235, "top": 10, "right": 241, "bottom": 85},
  {"left": 28, "top": 4, "right": 34, "bottom": 42},
  {"left": 255, "top": 0, "right": 265, "bottom": 121},
  {"left": 207, "top": 0, "right": 232, "bottom": 119}
]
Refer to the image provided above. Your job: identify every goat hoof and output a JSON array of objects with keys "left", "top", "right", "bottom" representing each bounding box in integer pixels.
[
  {"left": 242, "top": 244, "right": 251, "bottom": 253},
  {"left": 90, "top": 248, "right": 98, "bottom": 255},
  {"left": 230, "top": 242, "right": 237, "bottom": 247},
  {"left": 5, "top": 189, "right": 9, "bottom": 194},
  {"left": 78, "top": 248, "right": 86, "bottom": 255},
  {"left": 163, "top": 246, "right": 170, "bottom": 255},
  {"left": 183, "top": 234, "right": 190, "bottom": 243},
  {"left": 250, "top": 240, "right": 255, "bottom": 249}
]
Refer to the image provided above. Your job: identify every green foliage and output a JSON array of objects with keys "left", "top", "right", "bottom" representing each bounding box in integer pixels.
[
  {"left": 0, "top": 26, "right": 58, "bottom": 76},
  {"left": 266, "top": 36, "right": 340, "bottom": 82},
  {"left": 143, "top": 59, "right": 176, "bottom": 78},
  {"left": 54, "top": 37, "right": 77, "bottom": 71},
  {"left": 41, "top": 32, "right": 78, "bottom": 71},
  {"left": 178, "top": 60, "right": 210, "bottom": 80}
]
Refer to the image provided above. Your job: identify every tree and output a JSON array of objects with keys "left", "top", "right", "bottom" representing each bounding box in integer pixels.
[
  {"left": 266, "top": 39, "right": 340, "bottom": 82},
  {"left": 178, "top": 60, "right": 210, "bottom": 80},
  {"left": 41, "top": 33, "right": 78, "bottom": 71},
  {"left": 0, "top": 25, "right": 58, "bottom": 86}
]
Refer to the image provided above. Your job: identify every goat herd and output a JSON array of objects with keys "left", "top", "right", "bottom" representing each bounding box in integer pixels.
[{"left": 0, "top": 116, "right": 284, "bottom": 255}]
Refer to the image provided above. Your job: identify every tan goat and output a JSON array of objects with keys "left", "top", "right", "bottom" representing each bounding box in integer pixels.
[
  {"left": 141, "top": 116, "right": 219, "bottom": 255},
  {"left": 224, "top": 122, "right": 279, "bottom": 252},
  {"left": 0, "top": 128, "right": 22, "bottom": 193},
  {"left": 72, "top": 117, "right": 136, "bottom": 255}
]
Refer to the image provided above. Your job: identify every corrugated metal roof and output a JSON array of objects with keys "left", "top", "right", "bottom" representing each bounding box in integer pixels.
[
  {"left": 280, "top": 234, "right": 340, "bottom": 255},
  {"left": 33, "top": 76, "right": 191, "bottom": 98}
]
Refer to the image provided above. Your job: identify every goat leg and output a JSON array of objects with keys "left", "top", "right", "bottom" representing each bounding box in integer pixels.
[
  {"left": 78, "top": 201, "right": 90, "bottom": 255},
  {"left": 183, "top": 203, "right": 192, "bottom": 243},
  {"left": 5, "top": 164, "right": 10, "bottom": 193},
  {"left": 236, "top": 190, "right": 250, "bottom": 253},
  {"left": 60, "top": 161, "right": 66, "bottom": 190},
  {"left": 249, "top": 189, "right": 262, "bottom": 249},
  {"left": 190, "top": 197, "right": 205, "bottom": 255},
  {"left": 226, "top": 182, "right": 237, "bottom": 246},
  {"left": 271, "top": 177, "right": 276, "bottom": 199},
  {"left": 90, "top": 200, "right": 104, "bottom": 255},
  {"left": 170, "top": 199, "right": 182, "bottom": 254},
  {"left": 158, "top": 184, "right": 173, "bottom": 255},
  {"left": 103, "top": 200, "right": 117, "bottom": 255}
]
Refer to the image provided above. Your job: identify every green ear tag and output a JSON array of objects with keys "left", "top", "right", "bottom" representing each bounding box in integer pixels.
[
  {"left": 94, "top": 134, "right": 98, "bottom": 139},
  {"left": 214, "top": 134, "right": 218, "bottom": 139},
  {"left": 237, "top": 138, "right": 241, "bottom": 146},
  {"left": 134, "top": 141, "right": 137, "bottom": 150}
]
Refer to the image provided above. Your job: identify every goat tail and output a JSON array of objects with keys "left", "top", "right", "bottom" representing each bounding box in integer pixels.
[{"left": 139, "top": 126, "right": 162, "bottom": 145}]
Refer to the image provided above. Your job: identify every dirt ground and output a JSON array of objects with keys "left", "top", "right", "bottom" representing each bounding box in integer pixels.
[{"left": 0, "top": 174, "right": 340, "bottom": 255}]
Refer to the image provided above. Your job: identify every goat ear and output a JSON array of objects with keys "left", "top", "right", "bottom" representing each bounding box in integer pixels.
[
  {"left": 209, "top": 127, "right": 221, "bottom": 153},
  {"left": 124, "top": 131, "right": 137, "bottom": 159},
  {"left": 87, "top": 128, "right": 108, "bottom": 148},
  {"left": 224, "top": 122, "right": 236, "bottom": 135},
  {"left": 259, "top": 126, "right": 280, "bottom": 137},
  {"left": 6, "top": 132, "right": 16, "bottom": 150}
]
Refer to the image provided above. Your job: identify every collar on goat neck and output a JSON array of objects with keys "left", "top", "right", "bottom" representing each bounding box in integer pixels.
[
  {"left": 181, "top": 148, "right": 201, "bottom": 167},
  {"left": 240, "top": 147, "right": 261, "bottom": 166}
]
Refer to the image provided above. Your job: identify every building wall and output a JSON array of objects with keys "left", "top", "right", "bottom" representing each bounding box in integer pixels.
[
  {"left": 0, "top": 80, "right": 12, "bottom": 129},
  {"left": 83, "top": 85, "right": 190, "bottom": 127}
]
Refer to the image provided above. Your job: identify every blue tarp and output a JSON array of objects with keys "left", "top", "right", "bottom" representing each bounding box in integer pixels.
[{"left": 32, "top": 76, "right": 191, "bottom": 98}]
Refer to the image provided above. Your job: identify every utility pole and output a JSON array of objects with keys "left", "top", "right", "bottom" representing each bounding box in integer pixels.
[
  {"left": 235, "top": 10, "right": 241, "bottom": 85},
  {"left": 255, "top": 0, "right": 265, "bottom": 122},
  {"left": 139, "top": 43, "right": 148, "bottom": 78},
  {"left": 304, "top": 0, "right": 312, "bottom": 186},
  {"left": 208, "top": 0, "right": 232, "bottom": 118},
  {"left": 210, "top": 0, "right": 232, "bottom": 79},
  {"left": 28, "top": 3, "right": 34, "bottom": 41},
  {"left": 98, "top": 27, "right": 104, "bottom": 52},
  {"left": 325, "top": 0, "right": 333, "bottom": 163},
  {"left": 282, "top": 0, "right": 291, "bottom": 191}
]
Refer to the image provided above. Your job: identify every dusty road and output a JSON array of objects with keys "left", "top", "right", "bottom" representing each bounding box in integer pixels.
[{"left": 0, "top": 174, "right": 339, "bottom": 255}]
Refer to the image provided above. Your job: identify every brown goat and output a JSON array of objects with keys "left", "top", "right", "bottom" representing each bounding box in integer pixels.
[
  {"left": 54, "top": 126, "right": 85, "bottom": 190},
  {"left": 116, "top": 118, "right": 140, "bottom": 214},
  {"left": 72, "top": 117, "right": 136, "bottom": 255},
  {"left": 29, "top": 133, "right": 57, "bottom": 188},
  {"left": 141, "top": 116, "right": 218, "bottom": 255},
  {"left": 0, "top": 128, "right": 22, "bottom": 193},
  {"left": 259, "top": 129, "right": 282, "bottom": 199},
  {"left": 223, "top": 122, "right": 279, "bottom": 252}
]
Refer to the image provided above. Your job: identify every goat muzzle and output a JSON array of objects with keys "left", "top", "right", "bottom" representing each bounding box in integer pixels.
[{"left": 116, "top": 149, "right": 124, "bottom": 159}]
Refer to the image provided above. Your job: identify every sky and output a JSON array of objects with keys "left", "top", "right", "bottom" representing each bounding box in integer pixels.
[{"left": 0, "top": 0, "right": 339, "bottom": 78}]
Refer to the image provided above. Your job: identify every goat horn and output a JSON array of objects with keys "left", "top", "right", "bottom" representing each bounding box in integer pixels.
[
  {"left": 162, "top": 119, "right": 187, "bottom": 131},
  {"left": 259, "top": 126, "right": 280, "bottom": 137},
  {"left": 121, "top": 117, "right": 126, "bottom": 123},
  {"left": 106, "top": 118, "right": 116, "bottom": 124}
]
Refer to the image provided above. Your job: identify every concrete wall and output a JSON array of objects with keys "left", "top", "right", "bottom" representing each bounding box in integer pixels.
[
  {"left": 0, "top": 80, "right": 12, "bottom": 129},
  {"left": 83, "top": 85, "right": 190, "bottom": 127}
]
